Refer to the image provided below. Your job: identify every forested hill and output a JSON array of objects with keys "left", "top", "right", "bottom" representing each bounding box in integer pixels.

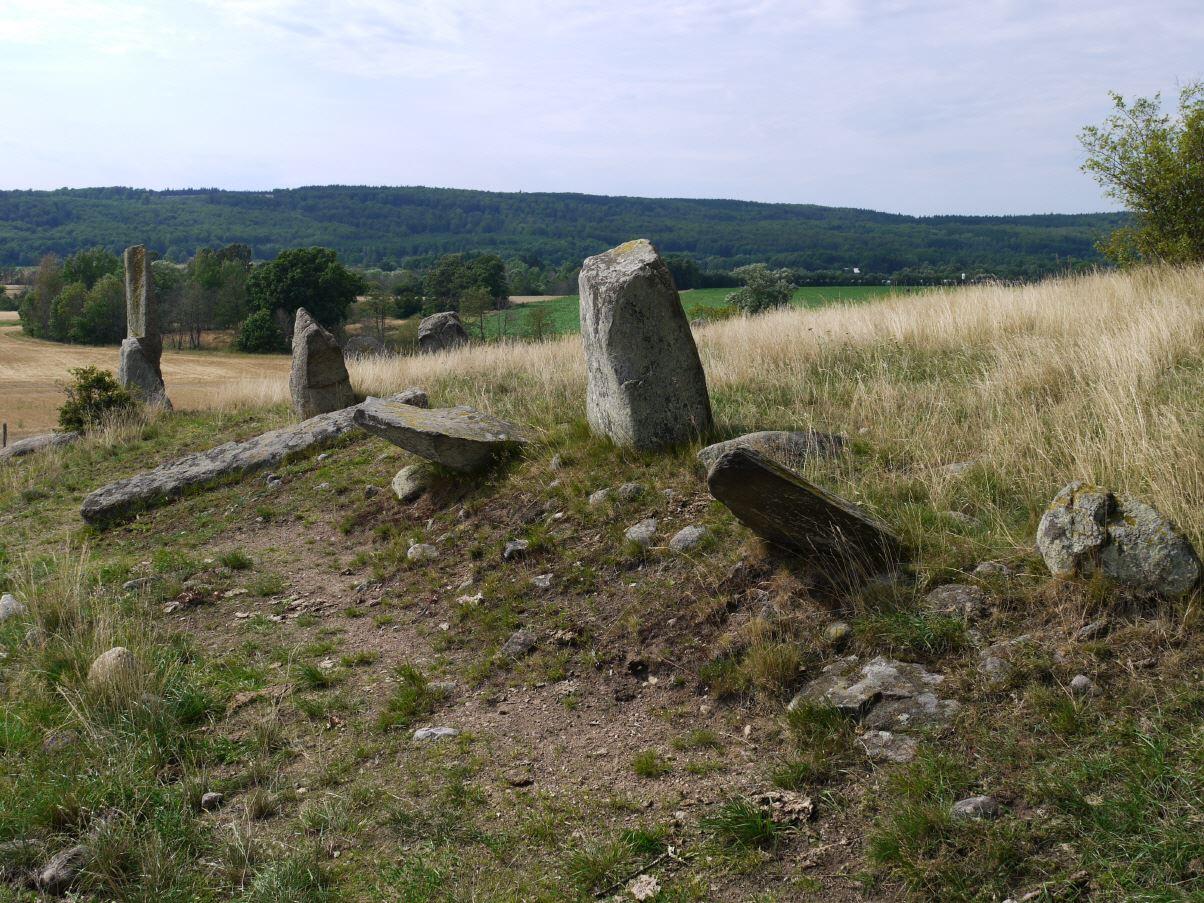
[{"left": 0, "top": 185, "right": 1126, "bottom": 277}]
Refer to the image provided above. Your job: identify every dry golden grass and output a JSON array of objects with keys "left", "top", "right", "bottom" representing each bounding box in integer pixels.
[{"left": 0, "top": 326, "right": 289, "bottom": 440}]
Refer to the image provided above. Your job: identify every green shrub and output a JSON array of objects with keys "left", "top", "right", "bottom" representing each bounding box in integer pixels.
[
  {"left": 235, "top": 309, "right": 286, "bottom": 353},
  {"left": 57, "top": 366, "right": 136, "bottom": 432}
]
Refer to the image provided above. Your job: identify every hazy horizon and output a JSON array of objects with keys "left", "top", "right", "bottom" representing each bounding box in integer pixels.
[{"left": 4, "top": 0, "right": 1202, "bottom": 217}]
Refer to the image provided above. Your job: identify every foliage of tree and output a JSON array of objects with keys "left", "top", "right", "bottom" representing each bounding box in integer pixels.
[
  {"left": 726, "top": 264, "right": 796, "bottom": 314},
  {"left": 61, "top": 246, "right": 121, "bottom": 289},
  {"left": 235, "top": 308, "right": 286, "bottom": 353},
  {"left": 246, "top": 246, "right": 364, "bottom": 333},
  {"left": 57, "top": 366, "right": 135, "bottom": 432},
  {"left": 420, "top": 253, "right": 509, "bottom": 314},
  {"left": 1080, "top": 83, "right": 1204, "bottom": 264},
  {"left": 0, "top": 185, "right": 1125, "bottom": 281}
]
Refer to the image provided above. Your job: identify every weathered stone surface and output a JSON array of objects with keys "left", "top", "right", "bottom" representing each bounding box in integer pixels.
[
  {"left": 501, "top": 629, "right": 537, "bottom": 658},
  {"left": 1037, "top": 481, "right": 1201, "bottom": 598},
  {"left": 705, "top": 446, "right": 906, "bottom": 581},
  {"left": 1069, "top": 674, "right": 1095, "bottom": 696},
  {"left": 625, "top": 518, "right": 658, "bottom": 548},
  {"left": 37, "top": 844, "right": 89, "bottom": 894},
  {"left": 823, "top": 621, "right": 852, "bottom": 646},
  {"left": 81, "top": 392, "right": 422, "bottom": 525},
  {"left": 88, "top": 647, "right": 138, "bottom": 689},
  {"left": 951, "top": 795, "right": 1000, "bottom": 820},
  {"left": 790, "top": 655, "right": 948, "bottom": 719},
  {"left": 200, "top": 791, "right": 225, "bottom": 811},
  {"left": 413, "top": 726, "right": 459, "bottom": 741},
  {"left": 119, "top": 337, "right": 171, "bottom": 408},
  {"left": 343, "top": 334, "right": 387, "bottom": 357},
  {"left": 669, "top": 525, "right": 707, "bottom": 552},
  {"left": 417, "top": 311, "right": 469, "bottom": 354},
  {"left": 579, "top": 239, "right": 712, "bottom": 449},
  {"left": 354, "top": 398, "right": 528, "bottom": 472},
  {"left": 0, "top": 431, "right": 80, "bottom": 462},
  {"left": 860, "top": 730, "right": 918, "bottom": 764},
  {"left": 589, "top": 488, "right": 611, "bottom": 507},
  {"left": 616, "top": 482, "right": 646, "bottom": 502},
  {"left": 503, "top": 539, "right": 530, "bottom": 561},
  {"left": 697, "top": 430, "right": 845, "bottom": 473},
  {"left": 925, "top": 584, "right": 992, "bottom": 620},
  {"left": 289, "top": 308, "right": 356, "bottom": 418},
  {"left": 0, "top": 593, "right": 27, "bottom": 622},
  {"left": 392, "top": 463, "right": 434, "bottom": 503},
  {"left": 407, "top": 543, "right": 438, "bottom": 562}
]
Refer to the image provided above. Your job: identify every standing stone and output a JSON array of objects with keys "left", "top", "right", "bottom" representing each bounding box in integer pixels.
[
  {"left": 289, "top": 308, "right": 356, "bottom": 418},
  {"left": 417, "top": 311, "right": 469, "bottom": 354},
  {"left": 119, "top": 245, "right": 170, "bottom": 408},
  {"left": 579, "top": 239, "right": 712, "bottom": 449}
]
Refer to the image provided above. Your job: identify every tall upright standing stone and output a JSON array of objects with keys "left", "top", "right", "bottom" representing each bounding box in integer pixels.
[
  {"left": 579, "top": 239, "right": 712, "bottom": 449},
  {"left": 118, "top": 245, "right": 170, "bottom": 408},
  {"left": 290, "top": 308, "right": 356, "bottom": 418}
]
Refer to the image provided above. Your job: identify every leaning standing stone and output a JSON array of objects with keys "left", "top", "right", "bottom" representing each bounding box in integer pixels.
[
  {"left": 355, "top": 398, "right": 528, "bottom": 472},
  {"left": 118, "top": 245, "right": 170, "bottom": 408},
  {"left": 579, "top": 239, "right": 712, "bottom": 449},
  {"left": 289, "top": 308, "right": 357, "bottom": 418},
  {"left": 417, "top": 311, "right": 469, "bottom": 353}
]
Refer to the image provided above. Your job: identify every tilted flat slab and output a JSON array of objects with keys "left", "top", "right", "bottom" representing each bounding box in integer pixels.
[
  {"left": 354, "top": 397, "right": 529, "bottom": 472},
  {"left": 704, "top": 445, "right": 906, "bottom": 582},
  {"left": 0, "top": 432, "right": 80, "bottom": 462},
  {"left": 80, "top": 389, "right": 426, "bottom": 525}
]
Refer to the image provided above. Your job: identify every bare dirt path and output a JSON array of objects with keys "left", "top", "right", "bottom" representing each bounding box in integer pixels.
[{"left": 0, "top": 326, "right": 289, "bottom": 441}]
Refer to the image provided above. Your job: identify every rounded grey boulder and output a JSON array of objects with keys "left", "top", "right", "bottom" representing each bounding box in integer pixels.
[{"left": 417, "top": 311, "right": 469, "bottom": 354}]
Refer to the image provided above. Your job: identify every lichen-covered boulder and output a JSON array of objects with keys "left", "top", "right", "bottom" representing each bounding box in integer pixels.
[
  {"left": 579, "top": 239, "right": 712, "bottom": 449},
  {"left": 417, "top": 311, "right": 469, "bottom": 354},
  {"left": 0, "top": 431, "right": 79, "bottom": 462},
  {"left": 1037, "top": 481, "right": 1201, "bottom": 598},
  {"left": 289, "top": 308, "right": 356, "bottom": 418},
  {"left": 118, "top": 337, "right": 171, "bottom": 408},
  {"left": 697, "top": 430, "right": 845, "bottom": 473},
  {"left": 355, "top": 398, "right": 528, "bottom": 472},
  {"left": 87, "top": 646, "right": 139, "bottom": 689}
]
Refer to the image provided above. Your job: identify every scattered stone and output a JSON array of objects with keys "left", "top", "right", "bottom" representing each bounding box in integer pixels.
[
  {"left": 407, "top": 543, "right": 438, "bottom": 562},
  {"left": 860, "top": 730, "right": 918, "bottom": 763},
  {"left": 791, "top": 656, "right": 955, "bottom": 732},
  {"left": 823, "top": 621, "right": 852, "bottom": 646},
  {"left": 616, "top": 482, "right": 646, "bottom": 502},
  {"left": 532, "top": 573, "right": 554, "bottom": 590},
  {"left": 37, "top": 844, "right": 89, "bottom": 895},
  {"left": 118, "top": 245, "right": 170, "bottom": 408},
  {"left": 1076, "top": 619, "right": 1110, "bottom": 642},
  {"left": 627, "top": 873, "right": 661, "bottom": 901},
  {"left": 413, "top": 726, "right": 460, "bottom": 741},
  {"left": 979, "top": 655, "right": 1013, "bottom": 687},
  {"left": 625, "top": 518, "right": 658, "bottom": 548},
  {"left": 973, "top": 560, "right": 1015, "bottom": 578},
  {"left": 200, "top": 791, "right": 225, "bottom": 811},
  {"left": 502, "top": 765, "right": 534, "bottom": 787},
  {"left": 81, "top": 391, "right": 424, "bottom": 525},
  {"left": 343, "top": 334, "right": 387, "bottom": 358},
  {"left": 925, "top": 584, "right": 992, "bottom": 620},
  {"left": 0, "top": 593, "right": 27, "bottom": 622},
  {"left": 936, "top": 461, "right": 974, "bottom": 477},
  {"left": 355, "top": 398, "right": 528, "bottom": 472},
  {"left": 951, "top": 795, "right": 1001, "bottom": 820},
  {"left": 317, "top": 452, "right": 331, "bottom": 462},
  {"left": 41, "top": 729, "right": 78, "bottom": 754},
  {"left": 1037, "top": 481, "right": 1201, "bottom": 598},
  {"left": 704, "top": 446, "right": 905, "bottom": 582},
  {"left": 669, "top": 524, "right": 707, "bottom": 552},
  {"left": 417, "top": 311, "right": 469, "bottom": 353},
  {"left": 942, "top": 510, "right": 977, "bottom": 528},
  {"left": 697, "top": 430, "right": 846, "bottom": 473},
  {"left": 501, "top": 629, "right": 537, "bottom": 659},
  {"left": 87, "top": 646, "right": 138, "bottom": 689},
  {"left": 392, "top": 463, "right": 434, "bottom": 503},
  {"left": 549, "top": 454, "right": 565, "bottom": 471},
  {"left": 503, "top": 539, "right": 530, "bottom": 561},
  {"left": 1069, "top": 674, "right": 1095, "bottom": 696},
  {"left": 579, "top": 239, "right": 713, "bottom": 449},
  {"left": 392, "top": 386, "right": 430, "bottom": 408},
  {"left": 589, "top": 488, "right": 611, "bottom": 507},
  {"left": 756, "top": 789, "right": 815, "bottom": 824},
  {"left": 0, "top": 431, "right": 79, "bottom": 462},
  {"left": 289, "top": 308, "right": 356, "bottom": 418},
  {"left": 363, "top": 485, "right": 380, "bottom": 499}
]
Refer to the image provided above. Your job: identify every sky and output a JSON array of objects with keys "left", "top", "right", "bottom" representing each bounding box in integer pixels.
[{"left": 2, "top": 0, "right": 1202, "bottom": 215}]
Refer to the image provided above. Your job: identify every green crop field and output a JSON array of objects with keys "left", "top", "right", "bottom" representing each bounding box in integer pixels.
[{"left": 482, "top": 284, "right": 931, "bottom": 340}]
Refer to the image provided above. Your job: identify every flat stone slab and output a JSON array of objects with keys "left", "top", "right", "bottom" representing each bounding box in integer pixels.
[
  {"left": 704, "top": 446, "right": 905, "bottom": 580},
  {"left": 0, "top": 431, "right": 79, "bottom": 462},
  {"left": 790, "top": 655, "right": 948, "bottom": 719},
  {"left": 697, "top": 430, "right": 845, "bottom": 473},
  {"left": 80, "top": 390, "right": 426, "bottom": 524},
  {"left": 354, "top": 397, "right": 528, "bottom": 472}
]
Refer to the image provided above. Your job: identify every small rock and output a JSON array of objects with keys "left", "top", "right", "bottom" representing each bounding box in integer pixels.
[
  {"left": 942, "top": 510, "right": 977, "bottom": 528},
  {"left": 87, "top": 647, "right": 139, "bottom": 689},
  {"left": 627, "top": 873, "right": 661, "bottom": 901},
  {"left": 413, "top": 726, "right": 460, "bottom": 741},
  {"left": 589, "top": 488, "right": 611, "bottom": 507},
  {"left": 1069, "top": 674, "right": 1095, "bottom": 696},
  {"left": 317, "top": 453, "right": 330, "bottom": 462},
  {"left": 265, "top": 473, "right": 280, "bottom": 484},
  {"left": 502, "top": 766, "right": 534, "bottom": 787},
  {"left": 41, "top": 729, "right": 78, "bottom": 754},
  {"left": 121, "top": 577, "right": 157, "bottom": 592},
  {"left": 925, "top": 584, "right": 992, "bottom": 620},
  {"left": 973, "top": 560, "right": 1014, "bottom": 578},
  {"left": 200, "top": 791, "right": 224, "bottom": 811},
  {"left": 364, "top": 485, "right": 380, "bottom": 499},
  {"left": 980, "top": 654, "right": 1013, "bottom": 687},
  {"left": 549, "top": 454, "right": 565, "bottom": 471},
  {"left": 669, "top": 525, "right": 707, "bottom": 552},
  {"left": 1076, "top": 619, "right": 1110, "bottom": 642},
  {"left": 407, "top": 543, "right": 438, "bottom": 562},
  {"left": 392, "top": 463, "right": 434, "bottom": 503},
  {"left": 625, "top": 518, "right": 658, "bottom": 548},
  {"left": 951, "top": 795, "right": 1000, "bottom": 820},
  {"left": 315, "top": 481, "right": 330, "bottom": 490},
  {"left": 823, "top": 621, "right": 852, "bottom": 646},
  {"left": 860, "top": 730, "right": 918, "bottom": 763},
  {"left": 532, "top": 573, "right": 554, "bottom": 590},
  {"left": 0, "top": 593, "right": 27, "bottom": 622},
  {"left": 936, "top": 461, "right": 974, "bottom": 477},
  {"left": 37, "top": 844, "right": 89, "bottom": 894},
  {"left": 503, "top": 539, "right": 530, "bottom": 561},
  {"left": 616, "top": 482, "right": 646, "bottom": 502},
  {"left": 501, "top": 629, "right": 537, "bottom": 659}
]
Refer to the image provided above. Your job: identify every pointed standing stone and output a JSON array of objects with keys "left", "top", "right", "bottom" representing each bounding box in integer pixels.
[
  {"left": 417, "top": 311, "right": 469, "bottom": 353},
  {"left": 579, "top": 239, "right": 712, "bottom": 449},
  {"left": 289, "top": 308, "right": 356, "bottom": 418},
  {"left": 118, "top": 245, "right": 170, "bottom": 408}
]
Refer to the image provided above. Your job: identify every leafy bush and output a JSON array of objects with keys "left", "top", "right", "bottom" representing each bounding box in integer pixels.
[
  {"left": 235, "top": 309, "right": 286, "bottom": 353},
  {"left": 57, "top": 366, "right": 136, "bottom": 432},
  {"left": 726, "top": 263, "right": 796, "bottom": 314}
]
